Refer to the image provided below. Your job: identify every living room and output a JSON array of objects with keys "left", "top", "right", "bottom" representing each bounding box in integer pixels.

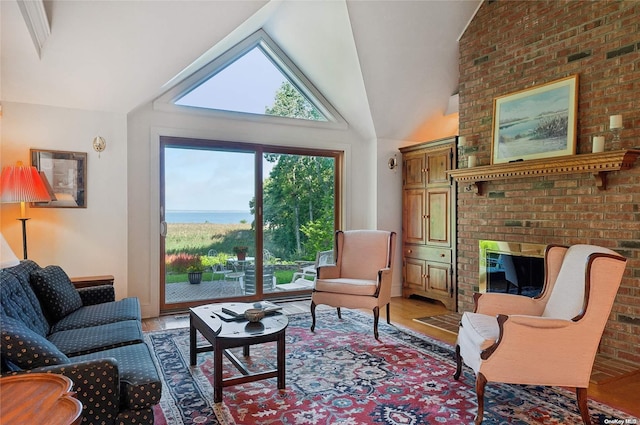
[{"left": 1, "top": 0, "right": 639, "bottom": 423}]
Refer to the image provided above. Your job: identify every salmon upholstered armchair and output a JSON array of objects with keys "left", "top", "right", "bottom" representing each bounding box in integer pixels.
[
  {"left": 310, "top": 230, "right": 396, "bottom": 340},
  {"left": 453, "top": 244, "right": 627, "bottom": 425}
]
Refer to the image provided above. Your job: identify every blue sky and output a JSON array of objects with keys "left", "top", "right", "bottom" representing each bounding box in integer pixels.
[
  {"left": 165, "top": 148, "right": 276, "bottom": 212},
  {"left": 175, "top": 47, "right": 287, "bottom": 114}
]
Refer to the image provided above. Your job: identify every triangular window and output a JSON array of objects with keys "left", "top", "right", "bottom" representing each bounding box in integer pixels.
[{"left": 160, "top": 30, "right": 340, "bottom": 124}]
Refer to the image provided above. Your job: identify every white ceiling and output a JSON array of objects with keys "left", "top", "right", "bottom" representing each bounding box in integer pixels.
[{"left": 1, "top": 0, "right": 480, "bottom": 142}]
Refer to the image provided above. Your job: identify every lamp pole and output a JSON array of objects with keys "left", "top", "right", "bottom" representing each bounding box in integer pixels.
[{"left": 18, "top": 218, "right": 29, "bottom": 259}]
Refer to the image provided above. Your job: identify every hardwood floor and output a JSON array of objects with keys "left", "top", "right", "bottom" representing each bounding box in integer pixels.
[{"left": 143, "top": 296, "right": 640, "bottom": 418}]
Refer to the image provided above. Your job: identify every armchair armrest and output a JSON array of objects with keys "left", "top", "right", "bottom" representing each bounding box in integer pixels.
[
  {"left": 478, "top": 314, "right": 597, "bottom": 387},
  {"left": 473, "top": 292, "right": 545, "bottom": 317},
  {"left": 317, "top": 264, "right": 340, "bottom": 279},
  {"left": 6, "top": 358, "right": 121, "bottom": 423},
  {"left": 77, "top": 285, "right": 115, "bottom": 306},
  {"left": 481, "top": 314, "right": 574, "bottom": 360}
]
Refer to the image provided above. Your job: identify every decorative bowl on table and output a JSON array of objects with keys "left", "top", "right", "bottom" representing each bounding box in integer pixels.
[{"left": 244, "top": 308, "right": 265, "bottom": 322}]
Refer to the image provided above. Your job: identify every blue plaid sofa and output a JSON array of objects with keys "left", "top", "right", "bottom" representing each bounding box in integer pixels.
[{"left": 1, "top": 260, "right": 161, "bottom": 425}]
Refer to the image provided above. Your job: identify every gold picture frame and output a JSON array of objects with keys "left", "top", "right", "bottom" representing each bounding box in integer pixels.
[
  {"left": 30, "top": 149, "right": 87, "bottom": 208},
  {"left": 491, "top": 75, "right": 578, "bottom": 164}
]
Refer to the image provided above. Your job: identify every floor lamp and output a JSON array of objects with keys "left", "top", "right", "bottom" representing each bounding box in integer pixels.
[{"left": 0, "top": 162, "right": 51, "bottom": 259}]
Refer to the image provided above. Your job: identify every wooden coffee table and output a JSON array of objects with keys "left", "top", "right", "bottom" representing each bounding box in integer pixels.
[
  {"left": 0, "top": 373, "right": 82, "bottom": 425},
  {"left": 189, "top": 302, "right": 288, "bottom": 403}
]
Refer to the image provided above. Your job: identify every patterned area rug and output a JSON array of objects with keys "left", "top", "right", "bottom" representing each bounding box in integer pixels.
[{"left": 146, "top": 310, "right": 630, "bottom": 425}]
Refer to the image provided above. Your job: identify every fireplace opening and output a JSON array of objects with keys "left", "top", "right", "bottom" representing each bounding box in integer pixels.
[{"left": 479, "top": 241, "right": 547, "bottom": 297}]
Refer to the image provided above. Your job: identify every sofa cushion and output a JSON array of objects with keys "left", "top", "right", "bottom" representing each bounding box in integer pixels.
[
  {"left": 0, "top": 315, "right": 70, "bottom": 369},
  {"left": 0, "top": 261, "right": 50, "bottom": 336},
  {"left": 48, "top": 320, "right": 144, "bottom": 357},
  {"left": 50, "top": 297, "right": 141, "bottom": 333},
  {"left": 73, "top": 343, "right": 162, "bottom": 410},
  {"left": 30, "top": 266, "right": 83, "bottom": 322}
]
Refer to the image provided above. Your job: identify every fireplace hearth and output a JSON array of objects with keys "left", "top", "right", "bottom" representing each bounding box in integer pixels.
[{"left": 479, "top": 241, "right": 546, "bottom": 297}]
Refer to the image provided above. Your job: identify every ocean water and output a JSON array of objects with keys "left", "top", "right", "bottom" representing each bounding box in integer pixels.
[{"left": 166, "top": 210, "right": 253, "bottom": 224}]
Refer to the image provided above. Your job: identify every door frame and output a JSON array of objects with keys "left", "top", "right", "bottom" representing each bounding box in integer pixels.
[{"left": 159, "top": 135, "right": 343, "bottom": 313}]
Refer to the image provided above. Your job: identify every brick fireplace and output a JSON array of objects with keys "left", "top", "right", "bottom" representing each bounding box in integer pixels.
[{"left": 456, "top": 1, "right": 640, "bottom": 366}]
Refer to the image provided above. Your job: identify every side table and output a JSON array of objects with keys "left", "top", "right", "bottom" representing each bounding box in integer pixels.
[{"left": 0, "top": 373, "right": 83, "bottom": 425}]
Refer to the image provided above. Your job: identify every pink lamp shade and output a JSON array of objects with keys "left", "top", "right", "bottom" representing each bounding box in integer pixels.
[
  {"left": 0, "top": 162, "right": 51, "bottom": 204},
  {"left": 0, "top": 162, "right": 51, "bottom": 260}
]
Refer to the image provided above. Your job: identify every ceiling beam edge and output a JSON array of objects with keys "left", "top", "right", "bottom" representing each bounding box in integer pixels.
[{"left": 17, "top": 0, "right": 50, "bottom": 58}]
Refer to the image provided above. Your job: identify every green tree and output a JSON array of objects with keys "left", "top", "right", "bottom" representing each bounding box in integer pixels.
[
  {"left": 262, "top": 154, "right": 334, "bottom": 259},
  {"left": 254, "top": 82, "right": 334, "bottom": 259},
  {"left": 265, "top": 82, "right": 323, "bottom": 121}
]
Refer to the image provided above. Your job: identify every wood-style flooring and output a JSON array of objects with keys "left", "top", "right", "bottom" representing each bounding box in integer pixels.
[{"left": 143, "top": 296, "right": 640, "bottom": 418}]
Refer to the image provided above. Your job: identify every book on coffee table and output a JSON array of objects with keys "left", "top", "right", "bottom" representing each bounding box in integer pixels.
[{"left": 220, "top": 301, "right": 282, "bottom": 318}]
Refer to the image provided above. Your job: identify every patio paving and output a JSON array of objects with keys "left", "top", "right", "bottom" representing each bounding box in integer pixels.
[{"left": 164, "top": 277, "right": 312, "bottom": 304}]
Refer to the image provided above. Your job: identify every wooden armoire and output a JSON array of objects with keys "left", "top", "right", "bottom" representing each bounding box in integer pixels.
[{"left": 400, "top": 137, "right": 457, "bottom": 311}]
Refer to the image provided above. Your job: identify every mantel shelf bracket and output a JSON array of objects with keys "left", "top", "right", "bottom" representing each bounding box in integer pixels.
[{"left": 447, "top": 149, "right": 640, "bottom": 195}]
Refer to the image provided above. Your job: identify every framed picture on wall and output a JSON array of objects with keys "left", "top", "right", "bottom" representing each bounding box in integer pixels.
[
  {"left": 491, "top": 74, "right": 578, "bottom": 164},
  {"left": 30, "top": 149, "right": 87, "bottom": 208}
]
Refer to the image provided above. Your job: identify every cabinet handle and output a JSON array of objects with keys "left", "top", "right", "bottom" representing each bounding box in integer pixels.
[
  {"left": 407, "top": 249, "right": 412, "bottom": 254},
  {"left": 440, "top": 253, "right": 445, "bottom": 258}
]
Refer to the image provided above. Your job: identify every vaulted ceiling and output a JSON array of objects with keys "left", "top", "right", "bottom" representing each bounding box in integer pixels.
[{"left": 1, "top": 0, "right": 481, "bottom": 142}]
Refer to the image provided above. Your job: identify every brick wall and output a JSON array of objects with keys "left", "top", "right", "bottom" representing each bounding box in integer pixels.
[{"left": 458, "top": 0, "right": 640, "bottom": 365}]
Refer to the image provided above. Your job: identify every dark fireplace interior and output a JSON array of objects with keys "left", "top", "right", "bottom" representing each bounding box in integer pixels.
[{"left": 479, "top": 241, "right": 546, "bottom": 298}]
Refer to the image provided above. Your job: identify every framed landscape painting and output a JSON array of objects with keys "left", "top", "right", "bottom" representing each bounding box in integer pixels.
[{"left": 491, "top": 75, "right": 578, "bottom": 164}]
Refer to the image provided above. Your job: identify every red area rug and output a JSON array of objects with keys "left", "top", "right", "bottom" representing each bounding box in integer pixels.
[{"left": 146, "top": 310, "right": 632, "bottom": 424}]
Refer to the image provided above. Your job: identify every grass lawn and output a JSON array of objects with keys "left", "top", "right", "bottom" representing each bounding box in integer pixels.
[{"left": 166, "top": 269, "right": 296, "bottom": 285}]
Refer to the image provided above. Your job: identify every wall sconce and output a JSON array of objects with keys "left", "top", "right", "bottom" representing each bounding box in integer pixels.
[
  {"left": 388, "top": 155, "right": 398, "bottom": 170},
  {"left": 92, "top": 136, "right": 106, "bottom": 157}
]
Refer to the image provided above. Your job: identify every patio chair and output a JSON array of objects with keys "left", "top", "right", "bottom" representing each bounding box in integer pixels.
[
  {"left": 208, "top": 249, "right": 231, "bottom": 281},
  {"left": 291, "top": 249, "right": 334, "bottom": 284},
  {"left": 243, "top": 265, "right": 276, "bottom": 295}
]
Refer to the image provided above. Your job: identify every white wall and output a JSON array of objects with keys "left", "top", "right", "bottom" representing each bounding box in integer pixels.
[
  {"left": 377, "top": 138, "right": 404, "bottom": 297},
  {"left": 0, "top": 102, "right": 129, "bottom": 298},
  {"left": 127, "top": 104, "right": 381, "bottom": 317}
]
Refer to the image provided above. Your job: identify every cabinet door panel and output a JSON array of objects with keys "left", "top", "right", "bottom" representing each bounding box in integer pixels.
[
  {"left": 426, "top": 262, "right": 451, "bottom": 296},
  {"left": 427, "top": 150, "right": 451, "bottom": 185},
  {"left": 404, "top": 154, "right": 426, "bottom": 188},
  {"left": 404, "top": 258, "right": 425, "bottom": 291},
  {"left": 427, "top": 188, "right": 451, "bottom": 246},
  {"left": 403, "top": 189, "right": 426, "bottom": 245}
]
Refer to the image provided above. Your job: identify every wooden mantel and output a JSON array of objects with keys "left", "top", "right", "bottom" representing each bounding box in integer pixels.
[{"left": 447, "top": 149, "right": 640, "bottom": 195}]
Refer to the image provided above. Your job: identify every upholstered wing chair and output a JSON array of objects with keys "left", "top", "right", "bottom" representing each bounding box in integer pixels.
[
  {"left": 454, "top": 244, "right": 627, "bottom": 425},
  {"left": 310, "top": 230, "right": 396, "bottom": 340}
]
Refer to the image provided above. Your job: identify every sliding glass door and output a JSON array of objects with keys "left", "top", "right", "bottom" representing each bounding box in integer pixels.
[{"left": 160, "top": 136, "right": 340, "bottom": 312}]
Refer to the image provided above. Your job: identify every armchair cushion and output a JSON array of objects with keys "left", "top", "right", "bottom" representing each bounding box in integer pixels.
[
  {"left": 47, "top": 319, "right": 143, "bottom": 356},
  {"left": 0, "top": 315, "right": 70, "bottom": 369},
  {"left": 314, "top": 278, "right": 378, "bottom": 296},
  {"left": 30, "top": 266, "right": 82, "bottom": 322}
]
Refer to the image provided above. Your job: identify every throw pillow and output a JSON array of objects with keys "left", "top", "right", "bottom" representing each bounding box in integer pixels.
[
  {"left": 0, "top": 316, "right": 70, "bottom": 369},
  {"left": 30, "top": 266, "right": 83, "bottom": 322}
]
